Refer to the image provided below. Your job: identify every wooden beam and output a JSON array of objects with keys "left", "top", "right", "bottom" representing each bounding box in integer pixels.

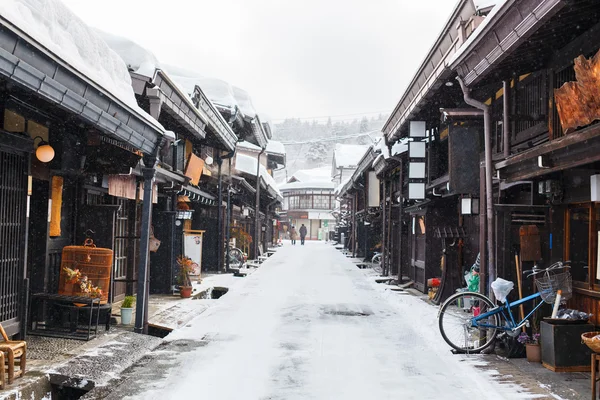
[{"left": 496, "top": 121, "right": 600, "bottom": 169}]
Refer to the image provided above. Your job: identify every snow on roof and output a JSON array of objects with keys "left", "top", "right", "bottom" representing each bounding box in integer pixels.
[
  {"left": 334, "top": 144, "right": 371, "bottom": 168},
  {"left": 278, "top": 181, "right": 335, "bottom": 191},
  {"left": 234, "top": 153, "right": 281, "bottom": 197},
  {"left": 288, "top": 166, "right": 332, "bottom": 183},
  {"left": 236, "top": 140, "right": 286, "bottom": 156},
  {"left": 392, "top": 139, "right": 408, "bottom": 156},
  {"left": 96, "top": 30, "right": 160, "bottom": 78},
  {"left": 232, "top": 86, "right": 257, "bottom": 120},
  {"left": 473, "top": 0, "right": 498, "bottom": 11},
  {"left": 448, "top": 0, "right": 508, "bottom": 67},
  {"left": 266, "top": 140, "right": 285, "bottom": 155},
  {"left": 334, "top": 176, "right": 352, "bottom": 196},
  {"left": 0, "top": 0, "right": 162, "bottom": 131},
  {"left": 168, "top": 67, "right": 260, "bottom": 121}
]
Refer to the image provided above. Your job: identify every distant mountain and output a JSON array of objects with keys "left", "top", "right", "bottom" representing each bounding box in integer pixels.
[{"left": 272, "top": 114, "right": 388, "bottom": 179}]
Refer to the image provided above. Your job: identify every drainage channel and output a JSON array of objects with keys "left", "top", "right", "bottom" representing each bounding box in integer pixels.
[{"left": 49, "top": 374, "right": 94, "bottom": 400}]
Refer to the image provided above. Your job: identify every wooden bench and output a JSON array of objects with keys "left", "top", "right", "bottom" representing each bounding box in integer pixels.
[{"left": 0, "top": 325, "right": 24, "bottom": 384}]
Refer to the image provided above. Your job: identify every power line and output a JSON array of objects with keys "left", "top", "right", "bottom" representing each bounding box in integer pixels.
[
  {"left": 279, "top": 130, "right": 381, "bottom": 145},
  {"left": 272, "top": 110, "right": 392, "bottom": 122}
]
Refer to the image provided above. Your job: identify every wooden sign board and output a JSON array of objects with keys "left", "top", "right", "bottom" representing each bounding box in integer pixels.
[
  {"left": 183, "top": 230, "right": 204, "bottom": 277},
  {"left": 185, "top": 153, "right": 205, "bottom": 186}
]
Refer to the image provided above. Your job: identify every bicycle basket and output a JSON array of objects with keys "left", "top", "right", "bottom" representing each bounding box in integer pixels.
[{"left": 535, "top": 271, "right": 572, "bottom": 304}]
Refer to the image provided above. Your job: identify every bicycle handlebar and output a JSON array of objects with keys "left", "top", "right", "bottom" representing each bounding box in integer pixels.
[{"left": 523, "top": 260, "right": 570, "bottom": 278}]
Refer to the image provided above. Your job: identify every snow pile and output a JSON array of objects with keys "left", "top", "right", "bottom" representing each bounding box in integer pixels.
[
  {"left": 334, "top": 144, "right": 371, "bottom": 168},
  {"left": 96, "top": 30, "right": 160, "bottom": 78},
  {"left": 0, "top": 0, "right": 161, "bottom": 129}
]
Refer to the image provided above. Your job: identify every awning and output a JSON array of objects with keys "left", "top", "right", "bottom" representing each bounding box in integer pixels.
[
  {"left": 178, "top": 185, "right": 217, "bottom": 205},
  {"left": 0, "top": 17, "right": 164, "bottom": 156}
]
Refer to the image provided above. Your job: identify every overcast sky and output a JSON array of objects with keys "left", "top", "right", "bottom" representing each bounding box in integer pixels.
[{"left": 61, "top": 0, "right": 458, "bottom": 123}]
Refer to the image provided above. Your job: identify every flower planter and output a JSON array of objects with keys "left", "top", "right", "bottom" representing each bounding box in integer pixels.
[
  {"left": 180, "top": 286, "right": 193, "bottom": 298},
  {"left": 525, "top": 343, "right": 541, "bottom": 363},
  {"left": 121, "top": 307, "right": 133, "bottom": 325}
]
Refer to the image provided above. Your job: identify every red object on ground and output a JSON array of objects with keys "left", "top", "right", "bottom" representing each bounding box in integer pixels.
[{"left": 427, "top": 278, "right": 441, "bottom": 287}]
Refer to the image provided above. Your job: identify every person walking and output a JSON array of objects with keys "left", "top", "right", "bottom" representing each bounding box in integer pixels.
[
  {"left": 299, "top": 224, "right": 307, "bottom": 245},
  {"left": 290, "top": 226, "right": 297, "bottom": 245}
]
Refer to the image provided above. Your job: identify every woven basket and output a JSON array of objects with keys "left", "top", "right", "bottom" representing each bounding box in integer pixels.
[{"left": 581, "top": 331, "right": 600, "bottom": 353}]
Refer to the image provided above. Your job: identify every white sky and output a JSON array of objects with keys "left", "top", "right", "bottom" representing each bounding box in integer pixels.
[{"left": 60, "top": 0, "right": 459, "bottom": 122}]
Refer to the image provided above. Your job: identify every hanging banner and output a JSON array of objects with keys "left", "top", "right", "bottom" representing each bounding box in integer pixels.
[{"left": 108, "top": 175, "right": 137, "bottom": 200}]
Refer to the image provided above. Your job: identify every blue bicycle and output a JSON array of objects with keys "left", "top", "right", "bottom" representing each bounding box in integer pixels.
[{"left": 438, "top": 261, "right": 572, "bottom": 353}]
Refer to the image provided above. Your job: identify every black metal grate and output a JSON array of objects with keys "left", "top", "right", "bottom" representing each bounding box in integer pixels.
[
  {"left": 0, "top": 150, "right": 27, "bottom": 323},
  {"left": 114, "top": 198, "right": 129, "bottom": 281},
  {"left": 552, "top": 65, "right": 576, "bottom": 140}
]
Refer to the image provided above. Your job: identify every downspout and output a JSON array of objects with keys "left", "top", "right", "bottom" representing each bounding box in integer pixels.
[
  {"left": 458, "top": 77, "right": 496, "bottom": 298},
  {"left": 381, "top": 178, "right": 387, "bottom": 276},
  {"left": 353, "top": 180, "right": 367, "bottom": 259},
  {"left": 255, "top": 148, "right": 266, "bottom": 259},
  {"left": 218, "top": 148, "right": 236, "bottom": 273},
  {"left": 135, "top": 135, "right": 167, "bottom": 335},
  {"left": 226, "top": 158, "right": 233, "bottom": 272},
  {"left": 216, "top": 158, "right": 223, "bottom": 273},
  {"left": 503, "top": 80, "right": 510, "bottom": 158}
]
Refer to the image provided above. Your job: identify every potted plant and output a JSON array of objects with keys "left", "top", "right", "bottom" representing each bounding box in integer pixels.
[
  {"left": 177, "top": 256, "right": 194, "bottom": 298},
  {"left": 518, "top": 331, "right": 541, "bottom": 362},
  {"left": 120, "top": 295, "right": 135, "bottom": 325}
]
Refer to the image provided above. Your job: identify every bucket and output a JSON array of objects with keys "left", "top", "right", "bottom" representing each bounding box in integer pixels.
[{"left": 121, "top": 307, "right": 133, "bottom": 325}]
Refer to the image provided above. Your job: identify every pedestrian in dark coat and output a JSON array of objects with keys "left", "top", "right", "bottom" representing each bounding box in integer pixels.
[
  {"left": 299, "top": 224, "right": 307, "bottom": 245},
  {"left": 290, "top": 226, "right": 297, "bottom": 245}
]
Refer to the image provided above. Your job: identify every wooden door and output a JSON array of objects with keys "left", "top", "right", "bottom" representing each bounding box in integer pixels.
[{"left": 0, "top": 148, "right": 28, "bottom": 337}]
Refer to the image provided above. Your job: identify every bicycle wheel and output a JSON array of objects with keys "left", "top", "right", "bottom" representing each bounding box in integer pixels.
[
  {"left": 227, "top": 248, "right": 245, "bottom": 269},
  {"left": 372, "top": 261, "right": 383, "bottom": 274},
  {"left": 438, "top": 292, "right": 499, "bottom": 353}
]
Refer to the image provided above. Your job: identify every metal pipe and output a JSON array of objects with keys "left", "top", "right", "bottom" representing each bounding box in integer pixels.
[
  {"left": 226, "top": 158, "right": 232, "bottom": 272},
  {"left": 135, "top": 167, "right": 156, "bottom": 334},
  {"left": 381, "top": 179, "right": 387, "bottom": 276},
  {"left": 458, "top": 77, "right": 496, "bottom": 298},
  {"left": 503, "top": 80, "right": 510, "bottom": 158},
  {"left": 479, "top": 163, "right": 486, "bottom": 296},
  {"left": 134, "top": 135, "right": 167, "bottom": 334},
  {"left": 398, "top": 159, "right": 403, "bottom": 283},
  {"left": 216, "top": 157, "right": 223, "bottom": 273},
  {"left": 254, "top": 148, "right": 266, "bottom": 259}
]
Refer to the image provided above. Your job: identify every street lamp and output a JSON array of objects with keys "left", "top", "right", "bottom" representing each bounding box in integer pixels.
[{"left": 33, "top": 136, "right": 55, "bottom": 163}]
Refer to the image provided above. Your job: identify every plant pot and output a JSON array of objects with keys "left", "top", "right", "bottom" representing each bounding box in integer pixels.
[
  {"left": 180, "top": 286, "right": 193, "bottom": 298},
  {"left": 121, "top": 307, "right": 134, "bottom": 325},
  {"left": 526, "top": 343, "right": 541, "bottom": 363}
]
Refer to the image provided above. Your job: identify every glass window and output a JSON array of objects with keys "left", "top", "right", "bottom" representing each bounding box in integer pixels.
[
  {"left": 299, "top": 195, "right": 311, "bottom": 209},
  {"left": 568, "top": 207, "right": 589, "bottom": 283}
]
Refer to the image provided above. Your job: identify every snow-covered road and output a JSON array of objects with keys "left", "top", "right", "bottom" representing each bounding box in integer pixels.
[{"left": 114, "top": 242, "right": 549, "bottom": 400}]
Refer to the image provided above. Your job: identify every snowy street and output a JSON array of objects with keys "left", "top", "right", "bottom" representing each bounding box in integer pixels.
[{"left": 100, "top": 241, "right": 552, "bottom": 400}]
